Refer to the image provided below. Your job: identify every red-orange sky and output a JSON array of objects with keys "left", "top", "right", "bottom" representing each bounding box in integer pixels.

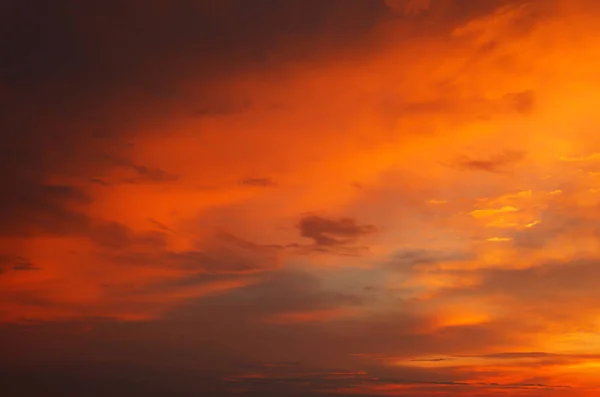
[{"left": 3, "top": 0, "right": 600, "bottom": 395}]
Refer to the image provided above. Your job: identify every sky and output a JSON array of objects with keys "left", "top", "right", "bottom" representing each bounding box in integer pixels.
[{"left": 3, "top": 0, "right": 600, "bottom": 395}]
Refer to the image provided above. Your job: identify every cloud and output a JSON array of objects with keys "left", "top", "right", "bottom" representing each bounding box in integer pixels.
[
  {"left": 240, "top": 177, "right": 277, "bottom": 187},
  {"left": 505, "top": 89, "right": 536, "bottom": 115},
  {"left": 0, "top": 228, "right": 280, "bottom": 321},
  {"left": 5, "top": 0, "right": 600, "bottom": 395},
  {"left": 453, "top": 151, "right": 525, "bottom": 173},
  {"left": 423, "top": 258, "right": 600, "bottom": 336},
  {"left": 100, "top": 156, "right": 179, "bottom": 185},
  {"left": 88, "top": 221, "right": 167, "bottom": 250},
  {"left": 388, "top": 249, "right": 473, "bottom": 270},
  {"left": 11, "top": 261, "right": 39, "bottom": 271},
  {"left": 298, "top": 215, "right": 377, "bottom": 251},
  {"left": 0, "top": 354, "right": 574, "bottom": 397},
  {"left": 0, "top": 183, "right": 92, "bottom": 238},
  {"left": 0, "top": 255, "right": 39, "bottom": 273},
  {"left": 163, "top": 233, "right": 281, "bottom": 274},
  {"left": 165, "top": 270, "right": 364, "bottom": 323},
  {"left": 147, "top": 218, "right": 176, "bottom": 233}
]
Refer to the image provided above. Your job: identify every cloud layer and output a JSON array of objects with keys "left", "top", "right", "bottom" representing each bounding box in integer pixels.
[{"left": 3, "top": 0, "right": 600, "bottom": 396}]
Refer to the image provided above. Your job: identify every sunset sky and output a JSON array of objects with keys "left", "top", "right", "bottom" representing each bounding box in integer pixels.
[{"left": 4, "top": 0, "right": 600, "bottom": 395}]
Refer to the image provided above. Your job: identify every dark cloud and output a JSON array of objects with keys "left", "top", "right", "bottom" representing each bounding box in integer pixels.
[
  {"left": 0, "top": 255, "right": 39, "bottom": 273},
  {"left": 112, "top": 232, "right": 279, "bottom": 274},
  {"left": 0, "top": 183, "right": 92, "bottom": 238},
  {"left": 240, "top": 177, "right": 277, "bottom": 187},
  {"left": 40, "top": 185, "right": 93, "bottom": 204},
  {"left": 11, "top": 261, "right": 40, "bottom": 271},
  {"left": 0, "top": 356, "right": 571, "bottom": 397},
  {"left": 147, "top": 218, "right": 176, "bottom": 233},
  {"left": 165, "top": 270, "right": 362, "bottom": 322},
  {"left": 124, "top": 163, "right": 179, "bottom": 184},
  {"left": 0, "top": 255, "right": 12, "bottom": 271},
  {"left": 298, "top": 214, "right": 377, "bottom": 250},
  {"left": 0, "top": 182, "right": 167, "bottom": 248},
  {"left": 165, "top": 246, "right": 276, "bottom": 275},
  {"left": 505, "top": 89, "right": 536, "bottom": 115},
  {"left": 453, "top": 150, "right": 525, "bottom": 173},
  {"left": 388, "top": 249, "right": 473, "bottom": 270},
  {"left": 89, "top": 178, "right": 111, "bottom": 186},
  {"left": 473, "top": 351, "right": 557, "bottom": 359},
  {"left": 100, "top": 155, "right": 179, "bottom": 184},
  {"left": 89, "top": 222, "right": 167, "bottom": 250}
]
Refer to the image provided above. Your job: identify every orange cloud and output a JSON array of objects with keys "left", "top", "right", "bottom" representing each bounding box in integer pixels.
[{"left": 5, "top": 0, "right": 600, "bottom": 396}]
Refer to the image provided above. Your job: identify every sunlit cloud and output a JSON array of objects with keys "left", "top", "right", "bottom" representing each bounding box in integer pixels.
[{"left": 4, "top": 0, "right": 600, "bottom": 395}]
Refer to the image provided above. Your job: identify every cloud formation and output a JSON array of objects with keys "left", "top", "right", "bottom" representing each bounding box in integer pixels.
[{"left": 3, "top": 0, "right": 600, "bottom": 396}]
